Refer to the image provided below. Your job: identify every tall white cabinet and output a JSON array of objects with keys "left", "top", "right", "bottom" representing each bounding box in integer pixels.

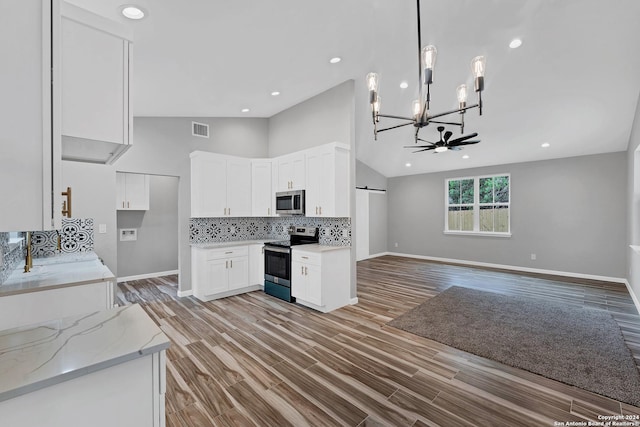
[
  {"left": 60, "top": 2, "right": 133, "bottom": 164},
  {"left": 0, "top": 0, "right": 61, "bottom": 232}
]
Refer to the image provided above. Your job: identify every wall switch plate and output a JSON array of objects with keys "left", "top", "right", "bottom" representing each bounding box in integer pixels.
[
  {"left": 99, "top": 224, "right": 107, "bottom": 234},
  {"left": 530, "top": 253, "right": 536, "bottom": 260}
]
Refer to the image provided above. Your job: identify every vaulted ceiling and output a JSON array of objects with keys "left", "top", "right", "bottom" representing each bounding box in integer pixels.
[{"left": 68, "top": 0, "right": 640, "bottom": 177}]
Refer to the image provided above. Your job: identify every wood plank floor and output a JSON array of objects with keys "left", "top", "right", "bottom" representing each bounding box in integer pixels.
[{"left": 117, "top": 255, "right": 640, "bottom": 426}]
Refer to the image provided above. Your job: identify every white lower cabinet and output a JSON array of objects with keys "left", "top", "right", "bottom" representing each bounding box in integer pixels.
[
  {"left": 291, "top": 246, "right": 350, "bottom": 313},
  {"left": 249, "top": 244, "right": 265, "bottom": 287},
  {"left": 0, "top": 280, "right": 114, "bottom": 331},
  {"left": 192, "top": 246, "right": 257, "bottom": 301}
]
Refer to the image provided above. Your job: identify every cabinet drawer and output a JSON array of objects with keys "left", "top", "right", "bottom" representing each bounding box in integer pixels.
[
  {"left": 205, "top": 246, "right": 249, "bottom": 260},
  {"left": 292, "top": 251, "right": 321, "bottom": 265}
]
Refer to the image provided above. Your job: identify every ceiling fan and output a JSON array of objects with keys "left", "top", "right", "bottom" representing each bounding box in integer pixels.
[{"left": 405, "top": 126, "right": 480, "bottom": 153}]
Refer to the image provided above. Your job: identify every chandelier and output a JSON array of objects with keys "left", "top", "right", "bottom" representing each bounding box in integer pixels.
[{"left": 366, "top": 0, "right": 486, "bottom": 148}]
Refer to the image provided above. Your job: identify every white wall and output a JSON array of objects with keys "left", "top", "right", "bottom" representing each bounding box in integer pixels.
[
  {"left": 388, "top": 152, "right": 627, "bottom": 279},
  {"left": 627, "top": 92, "right": 640, "bottom": 306}
]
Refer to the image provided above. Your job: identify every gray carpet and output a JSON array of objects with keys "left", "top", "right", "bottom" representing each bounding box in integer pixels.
[{"left": 387, "top": 286, "right": 640, "bottom": 406}]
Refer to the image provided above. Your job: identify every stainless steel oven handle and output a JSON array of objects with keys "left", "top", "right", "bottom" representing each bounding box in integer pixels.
[{"left": 264, "top": 245, "right": 290, "bottom": 254}]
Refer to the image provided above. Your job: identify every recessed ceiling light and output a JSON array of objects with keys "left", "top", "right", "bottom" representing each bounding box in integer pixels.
[
  {"left": 271, "top": 91, "right": 280, "bottom": 96},
  {"left": 400, "top": 81, "right": 409, "bottom": 89},
  {"left": 241, "top": 108, "right": 250, "bottom": 113},
  {"left": 405, "top": 162, "right": 411, "bottom": 167},
  {"left": 121, "top": 5, "right": 145, "bottom": 20},
  {"left": 462, "top": 155, "right": 470, "bottom": 159},
  {"left": 541, "top": 142, "right": 550, "bottom": 148},
  {"left": 509, "top": 38, "right": 522, "bottom": 49},
  {"left": 329, "top": 57, "right": 341, "bottom": 64}
]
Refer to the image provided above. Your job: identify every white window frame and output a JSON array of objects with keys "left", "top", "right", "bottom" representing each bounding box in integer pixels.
[{"left": 444, "top": 173, "right": 511, "bottom": 237}]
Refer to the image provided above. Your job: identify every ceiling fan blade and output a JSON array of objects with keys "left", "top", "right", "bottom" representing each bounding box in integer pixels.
[
  {"left": 404, "top": 145, "right": 435, "bottom": 148},
  {"left": 448, "top": 132, "right": 479, "bottom": 144},
  {"left": 417, "top": 138, "right": 436, "bottom": 144},
  {"left": 444, "top": 131, "right": 453, "bottom": 142},
  {"left": 413, "top": 147, "right": 435, "bottom": 153},
  {"left": 449, "top": 140, "right": 480, "bottom": 147}
]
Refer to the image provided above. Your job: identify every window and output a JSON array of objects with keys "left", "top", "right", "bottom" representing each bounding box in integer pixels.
[{"left": 445, "top": 174, "right": 510, "bottom": 236}]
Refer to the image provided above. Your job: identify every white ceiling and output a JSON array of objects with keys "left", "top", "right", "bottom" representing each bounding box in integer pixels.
[{"left": 67, "top": 0, "right": 640, "bottom": 177}]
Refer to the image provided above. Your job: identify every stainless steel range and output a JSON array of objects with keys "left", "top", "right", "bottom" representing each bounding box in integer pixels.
[{"left": 264, "top": 226, "right": 319, "bottom": 302}]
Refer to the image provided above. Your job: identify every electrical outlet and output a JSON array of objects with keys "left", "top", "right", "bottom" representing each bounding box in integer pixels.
[
  {"left": 99, "top": 224, "right": 107, "bottom": 234},
  {"left": 530, "top": 253, "right": 536, "bottom": 260}
]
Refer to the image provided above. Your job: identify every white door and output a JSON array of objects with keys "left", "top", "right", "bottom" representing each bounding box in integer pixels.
[{"left": 356, "top": 189, "right": 370, "bottom": 261}]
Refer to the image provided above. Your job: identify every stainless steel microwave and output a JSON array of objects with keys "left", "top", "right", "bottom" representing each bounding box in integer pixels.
[{"left": 275, "top": 190, "right": 305, "bottom": 215}]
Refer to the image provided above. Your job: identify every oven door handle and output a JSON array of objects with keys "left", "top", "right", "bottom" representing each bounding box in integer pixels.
[{"left": 264, "top": 245, "right": 291, "bottom": 254}]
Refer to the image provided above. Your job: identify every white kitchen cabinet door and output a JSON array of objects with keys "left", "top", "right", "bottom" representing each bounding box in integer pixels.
[
  {"left": 0, "top": 0, "right": 61, "bottom": 232},
  {"left": 305, "top": 263, "right": 323, "bottom": 306},
  {"left": 190, "top": 153, "right": 227, "bottom": 217},
  {"left": 227, "top": 256, "right": 249, "bottom": 290},
  {"left": 276, "top": 153, "right": 305, "bottom": 191},
  {"left": 204, "top": 258, "right": 228, "bottom": 295},
  {"left": 249, "top": 244, "right": 265, "bottom": 286},
  {"left": 60, "top": 2, "right": 133, "bottom": 164},
  {"left": 291, "top": 259, "right": 305, "bottom": 300},
  {"left": 116, "top": 172, "right": 149, "bottom": 210},
  {"left": 305, "top": 143, "right": 350, "bottom": 217},
  {"left": 226, "top": 157, "right": 252, "bottom": 217},
  {"left": 251, "top": 160, "right": 274, "bottom": 216}
]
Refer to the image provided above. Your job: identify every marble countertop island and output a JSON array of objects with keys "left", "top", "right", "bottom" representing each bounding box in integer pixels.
[
  {"left": 0, "top": 252, "right": 115, "bottom": 296},
  {"left": 0, "top": 304, "right": 170, "bottom": 403}
]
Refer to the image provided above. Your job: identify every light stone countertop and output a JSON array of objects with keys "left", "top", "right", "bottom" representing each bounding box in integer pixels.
[
  {"left": 190, "top": 239, "right": 281, "bottom": 249},
  {"left": 0, "top": 304, "right": 170, "bottom": 403},
  {"left": 0, "top": 252, "right": 115, "bottom": 297},
  {"left": 291, "top": 244, "right": 351, "bottom": 253}
]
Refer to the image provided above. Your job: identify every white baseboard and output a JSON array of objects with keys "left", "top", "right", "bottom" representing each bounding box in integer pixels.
[
  {"left": 623, "top": 279, "right": 640, "bottom": 316},
  {"left": 364, "top": 252, "right": 392, "bottom": 260},
  {"left": 384, "top": 252, "right": 627, "bottom": 284},
  {"left": 117, "top": 270, "right": 179, "bottom": 283},
  {"left": 177, "top": 289, "right": 193, "bottom": 298},
  {"left": 350, "top": 297, "right": 359, "bottom": 305}
]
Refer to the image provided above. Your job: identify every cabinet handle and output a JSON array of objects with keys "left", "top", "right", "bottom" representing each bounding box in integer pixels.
[
  {"left": 127, "top": 201, "right": 130, "bottom": 208},
  {"left": 301, "top": 266, "right": 304, "bottom": 275},
  {"left": 228, "top": 207, "right": 231, "bottom": 216},
  {"left": 305, "top": 266, "right": 308, "bottom": 275},
  {"left": 302, "top": 256, "right": 309, "bottom": 259},
  {"left": 268, "top": 208, "right": 270, "bottom": 216},
  {"left": 122, "top": 202, "right": 125, "bottom": 208},
  {"left": 230, "top": 260, "right": 233, "bottom": 268},
  {"left": 225, "top": 251, "right": 233, "bottom": 254},
  {"left": 226, "top": 260, "right": 228, "bottom": 268},
  {"left": 315, "top": 206, "right": 318, "bottom": 215},
  {"left": 319, "top": 206, "right": 322, "bottom": 215}
]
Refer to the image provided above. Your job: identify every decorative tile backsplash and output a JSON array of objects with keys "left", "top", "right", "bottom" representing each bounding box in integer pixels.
[
  {"left": 31, "top": 218, "right": 95, "bottom": 258},
  {"left": 190, "top": 217, "right": 351, "bottom": 246}
]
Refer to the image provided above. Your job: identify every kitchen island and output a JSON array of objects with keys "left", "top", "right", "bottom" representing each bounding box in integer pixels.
[{"left": 0, "top": 304, "right": 169, "bottom": 427}]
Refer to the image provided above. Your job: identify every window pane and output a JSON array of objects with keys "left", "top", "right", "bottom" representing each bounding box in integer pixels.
[
  {"left": 460, "top": 206, "right": 474, "bottom": 231},
  {"left": 495, "top": 176, "right": 509, "bottom": 203},
  {"left": 460, "top": 179, "right": 474, "bottom": 204},
  {"left": 495, "top": 205, "right": 509, "bottom": 232},
  {"left": 448, "top": 206, "right": 460, "bottom": 231},
  {"left": 479, "top": 205, "right": 494, "bottom": 232},
  {"left": 479, "top": 177, "right": 494, "bottom": 204},
  {"left": 448, "top": 180, "right": 460, "bottom": 204}
]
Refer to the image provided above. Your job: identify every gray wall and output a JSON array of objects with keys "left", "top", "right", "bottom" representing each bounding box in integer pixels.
[
  {"left": 117, "top": 175, "right": 179, "bottom": 278},
  {"left": 61, "top": 161, "right": 117, "bottom": 273},
  {"left": 269, "top": 81, "right": 354, "bottom": 157},
  {"left": 114, "top": 117, "right": 269, "bottom": 290},
  {"left": 627, "top": 92, "right": 640, "bottom": 302},
  {"left": 356, "top": 160, "right": 387, "bottom": 190},
  {"left": 388, "top": 152, "right": 627, "bottom": 278},
  {"left": 369, "top": 192, "right": 387, "bottom": 256}
]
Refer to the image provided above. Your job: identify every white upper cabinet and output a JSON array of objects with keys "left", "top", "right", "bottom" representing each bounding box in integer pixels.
[
  {"left": 190, "top": 152, "right": 251, "bottom": 217},
  {"left": 60, "top": 2, "right": 133, "bottom": 165},
  {"left": 276, "top": 153, "right": 305, "bottom": 192},
  {"left": 116, "top": 172, "right": 149, "bottom": 211},
  {"left": 305, "top": 143, "right": 350, "bottom": 217},
  {"left": 251, "top": 160, "right": 275, "bottom": 217},
  {"left": 0, "top": 0, "right": 61, "bottom": 232}
]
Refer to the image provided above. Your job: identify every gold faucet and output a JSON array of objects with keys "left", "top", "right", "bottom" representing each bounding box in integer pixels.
[{"left": 24, "top": 231, "right": 33, "bottom": 273}]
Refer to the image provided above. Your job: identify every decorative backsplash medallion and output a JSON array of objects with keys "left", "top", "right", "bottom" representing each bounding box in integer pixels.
[
  {"left": 190, "top": 217, "right": 351, "bottom": 246},
  {"left": 31, "top": 218, "right": 95, "bottom": 258}
]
